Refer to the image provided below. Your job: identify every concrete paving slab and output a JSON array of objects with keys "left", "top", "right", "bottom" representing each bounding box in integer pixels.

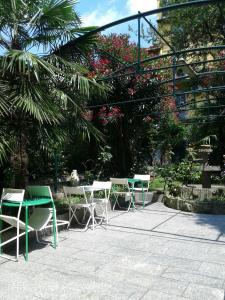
[
  {"left": 1, "top": 202, "right": 225, "bottom": 299},
  {"left": 162, "top": 267, "right": 224, "bottom": 289},
  {"left": 183, "top": 283, "right": 224, "bottom": 300},
  {"left": 141, "top": 290, "right": 188, "bottom": 300}
]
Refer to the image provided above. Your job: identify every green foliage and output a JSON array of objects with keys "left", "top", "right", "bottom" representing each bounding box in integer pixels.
[
  {"left": 148, "top": 110, "right": 187, "bottom": 164},
  {"left": 0, "top": 0, "right": 106, "bottom": 187},
  {"left": 158, "top": 158, "right": 201, "bottom": 196},
  {"left": 149, "top": 176, "right": 165, "bottom": 191},
  {"left": 176, "top": 160, "right": 201, "bottom": 185},
  {"left": 212, "top": 189, "right": 225, "bottom": 202},
  {"left": 85, "top": 34, "right": 169, "bottom": 176},
  {"left": 95, "top": 145, "right": 113, "bottom": 180},
  {"left": 54, "top": 196, "right": 82, "bottom": 213},
  {"left": 159, "top": 1, "right": 225, "bottom": 51}
]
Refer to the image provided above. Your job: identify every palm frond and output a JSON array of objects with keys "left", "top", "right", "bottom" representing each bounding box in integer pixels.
[
  {"left": 1, "top": 50, "right": 58, "bottom": 81},
  {"left": 0, "top": 126, "right": 11, "bottom": 164},
  {"left": 47, "top": 54, "right": 108, "bottom": 98},
  {"left": 53, "top": 27, "right": 98, "bottom": 57},
  {"left": 11, "top": 81, "right": 64, "bottom": 124},
  {"left": 33, "top": 125, "right": 68, "bottom": 157},
  {"left": 0, "top": 80, "right": 11, "bottom": 116}
]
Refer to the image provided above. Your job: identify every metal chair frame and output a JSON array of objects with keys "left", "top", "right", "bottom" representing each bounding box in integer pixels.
[
  {"left": 63, "top": 186, "right": 96, "bottom": 231},
  {"left": 91, "top": 181, "right": 112, "bottom": 224},
  {"left": 110, "top": 178, "right": 133, "bottom": 212}
]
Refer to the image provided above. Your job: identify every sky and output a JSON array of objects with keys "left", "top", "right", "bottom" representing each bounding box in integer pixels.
[
  {"left": 76, "top": 0, "right": 158, "bottom": 44},
  {"left": 77, "top": 0, "right": 158, "bottom": 27}
]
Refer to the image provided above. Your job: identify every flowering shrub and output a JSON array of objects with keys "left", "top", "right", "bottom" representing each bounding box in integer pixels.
[
  {"left": 85, "top": 33, "right": 175, "bottom": 175},
  {"left": 97, "top": 106, "right": 124, "bottom": 125}
]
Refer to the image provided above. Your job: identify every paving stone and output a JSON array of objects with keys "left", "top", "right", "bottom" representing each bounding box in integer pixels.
[
  {"left": 144, "top": 252, "right": 201, "bottom": 271},
  {"left": 198, "top": 261, "right": 225, "bottom": 279},
  {"left": 162, "top": 267, "right": 224, "bottom": 289},
  {"left": 103, "top": 259, "right": 166, "bottom": 277},
  {"left": 183, "top": 283, "right": 224, "bottom": 300},
  {"left": 1, "top": 202, "right": 225, "bottom": 299},
  {"left": 141, "top": 290, "right": 188, "bottom": 300},
  {"left": 147, "top": 276, "right": 188, "bottom": 296}
]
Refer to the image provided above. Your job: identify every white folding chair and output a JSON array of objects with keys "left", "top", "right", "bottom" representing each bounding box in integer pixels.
[
  {"left": 91, "top": 181, "right": 112, "bottom": 224},
  {"left": 110, "top": 178, "right": 133, "bottom": 212},
  {"left": 133, "top": 174, "right": 151, "bottom": 206},
  {"left": 26, "top": 186, "right": 69, "bottom": 243},
  {"left": 0, "top": 188, "right": 53, "bottom": 261},
  {"left": 63, "top": 186, "right": 96, "bottom": 230}
]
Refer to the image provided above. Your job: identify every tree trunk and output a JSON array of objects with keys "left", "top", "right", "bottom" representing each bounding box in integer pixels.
[{"left": 10, "top": 133, "right": 29, "bottom": 188}]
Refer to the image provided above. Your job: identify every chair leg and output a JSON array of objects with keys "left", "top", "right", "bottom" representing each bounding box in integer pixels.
[
  {"left": 0, "top": 229, "right": 29, "bottom": 262},
  {"left": 83, "top": 214, "right": 92, "bottom": 231},
  {"left": 126, "top": 199, "right": 132, "bottom": 212},
  {"left": 105, "top": 202, "right": 109, "bottom": 224},
  {"left": 16, "top": 226, "right": 20, "bottom": 260},
  {"left": 67, "top": 207, "right": 75, "bottom": 228},
  {"left": 112, "top": 195, "right": 119, "bottom": 210},
  {"left": 82, "top": 208, "right": 87, "bottom": 223},
  {"left": 91, "top": 206, "right": 95, "bottom": 230},
  {"left": 74, "top": 208, "right": 87, "bottom": 226},
  {"left": 68, "top": 207, "right": 86, "bottom": 227},
  {"left": 35, "top": 231, "right": 49, "bottom": 245}
]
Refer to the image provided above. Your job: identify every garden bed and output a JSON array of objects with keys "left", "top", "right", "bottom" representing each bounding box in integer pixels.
[{"left": 164, "top": 194, "right": 225, "bottom": 214}]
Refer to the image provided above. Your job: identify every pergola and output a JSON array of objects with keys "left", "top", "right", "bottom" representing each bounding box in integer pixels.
[{"left": 58, "top": 0, "right": 225, "bottom": 125}]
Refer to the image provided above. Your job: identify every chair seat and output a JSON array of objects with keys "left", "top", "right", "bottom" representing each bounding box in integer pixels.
[
  {"left": 28, "top": 208, "right": 53, "bottom": 231},
  {"left": 72, "top": 202, "right": 95, "bottom": 208},
  {"left": 0, "top": 215, "right": 33, "bottom": 231},
  {"left": 0, "top": 207, "right": 53, "bottom": 232},
  {"left": 133, "top": 188, "right": 148, "bottom": 192},
  {"left": 112, "top": 192, "right": 131, "bottom": 196}
]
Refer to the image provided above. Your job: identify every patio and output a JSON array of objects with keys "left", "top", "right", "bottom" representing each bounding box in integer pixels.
[{"left": 1, "top": 202, "right": 225, "bottom": 300}]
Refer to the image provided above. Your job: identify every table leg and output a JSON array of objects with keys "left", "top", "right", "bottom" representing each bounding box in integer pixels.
[
  {"left": 0, "top": 206, "right": 2, "bottom": 254},
  {"left": 25, "top": 206, "right": 28, "bottom": 261},
  {"left": 52, "top": 202, "right": 57, "bottom": 249},
  {"left": 131, "top": 183, "right": 135, "bottom": 209},
  {"left": 92, "top": 206, "right": 94, "bottom": 230},
  {"left": 142, "top": 182, "right": 145, "bottom": 208}
]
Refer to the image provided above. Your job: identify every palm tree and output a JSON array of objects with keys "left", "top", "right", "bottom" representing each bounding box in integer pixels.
[{"left": 0, "top": 0, "right": 105, "bottom": 187}]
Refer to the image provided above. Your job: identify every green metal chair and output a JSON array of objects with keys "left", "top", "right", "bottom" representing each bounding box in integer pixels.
[
  {"left": 26, "top": 186, "right": 69, "bottom": 243},
  {"left": 0, "top": 188, "right": 53, "bottom": 261},
  {"left": 133, "top": 174, "right": 151, "bottom": 207}
]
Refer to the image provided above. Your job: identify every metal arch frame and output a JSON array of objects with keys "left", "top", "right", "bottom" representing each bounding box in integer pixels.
[
  {"left": 58, "top": 0, "right": 222, "bottom": 51},
  {"left": 57, "top": 0, "right": 225, "bottom": 123}
]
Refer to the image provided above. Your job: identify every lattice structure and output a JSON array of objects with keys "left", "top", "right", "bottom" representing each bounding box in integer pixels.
[{"left": 58, "top": 0, "right": 225, "bottom": 125}]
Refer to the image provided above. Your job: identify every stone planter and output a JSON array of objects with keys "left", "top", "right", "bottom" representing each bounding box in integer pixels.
[{"left": 164, "top": 194, "right": 225, "bottom": 214}]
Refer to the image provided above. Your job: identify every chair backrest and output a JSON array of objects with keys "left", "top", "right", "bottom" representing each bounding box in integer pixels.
[
  {"left": 134, "top": 174, "right": 151, "bottom": 181},
  {"left": 134, "top": 174, "right": 151, "bottom": 190},
  {"left": 63, "top": 186, "right": 87, "bottom": 204},
  {"left": 110, "top": 178, "right": 130, "bottom": 193},
  {"left": 93, "top": 181, "right": 112, "bottom": 190},
  {"left": 0, "top": 188, "right": 25, "bottom": 219},
  {"left": 110, "top": 178, "right": 128, "bottom": 185},
  {"left": 26, "top": 186, "right": 53, "bottom": 200},
  {"left": 92, "top": 181, "right": 112, "bottom": 199},
  {"left": 63, "top": 186, "right": 85, "bottom": 196},
  {"left": 1, "top": 188, "right": 25, "bottom": 203}
]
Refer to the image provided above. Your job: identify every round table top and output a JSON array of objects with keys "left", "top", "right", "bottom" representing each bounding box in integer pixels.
[{"left": 1, "top": 197, "right": 53, "bottom": 207}]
